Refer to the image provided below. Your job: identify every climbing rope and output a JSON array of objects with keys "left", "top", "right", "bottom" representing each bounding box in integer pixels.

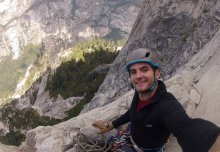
[
  {"left": 74, "top": 132, "right": 110, "bottom": 152},
  {"left": 64, "top": 128, "right": 111, "bottom": 152}
]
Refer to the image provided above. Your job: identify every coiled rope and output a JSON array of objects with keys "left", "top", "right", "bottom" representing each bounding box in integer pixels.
[{"left": 63, "top": 128, "right": 111, "bottom": 152}]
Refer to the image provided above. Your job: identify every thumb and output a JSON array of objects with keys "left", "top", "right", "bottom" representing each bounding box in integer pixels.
[{"left": 92, "top": 120, "right": 104, "bottom": 128}]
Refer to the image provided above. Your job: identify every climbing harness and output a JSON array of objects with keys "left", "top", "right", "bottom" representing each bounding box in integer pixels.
[
  {"left": 108, "top": 125, "right": 163, "bottom": 152},
  {"left": 130, "top": 136, "right": 163, "bottom": 152}
]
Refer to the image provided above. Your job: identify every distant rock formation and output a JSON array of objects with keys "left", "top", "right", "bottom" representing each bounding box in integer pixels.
[
  {"left": 0, "top": 0, "right": 140, "bottom": 59},
  {"left": 12, "top": 74, "right": 84, "bottom": 119}
]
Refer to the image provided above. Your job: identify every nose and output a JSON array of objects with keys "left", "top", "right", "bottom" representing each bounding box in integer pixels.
[{"left": 136, "top": 70, "right": 143, "bottom": 78}]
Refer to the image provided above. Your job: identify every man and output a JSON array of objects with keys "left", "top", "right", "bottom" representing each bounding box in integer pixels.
[{"left": 92, "top": 48, "right": 220, "bottom": 152}]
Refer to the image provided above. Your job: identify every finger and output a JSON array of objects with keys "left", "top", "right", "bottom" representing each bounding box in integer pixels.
[
  {"left": 92, "top": 123, "right": 99, "bottom": 127},
  {"left": 92, "top": 121, "right": 103, "bottom": 127}
]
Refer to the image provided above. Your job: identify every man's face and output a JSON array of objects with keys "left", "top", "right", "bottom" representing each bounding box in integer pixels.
[{"left": 129, "top": 62, "right": 159, "bottom": 93}]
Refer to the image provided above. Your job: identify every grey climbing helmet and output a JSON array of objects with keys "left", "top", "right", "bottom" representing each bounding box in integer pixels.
[{"left": 125, "top": 48, "right": 159, "bottom": 72}]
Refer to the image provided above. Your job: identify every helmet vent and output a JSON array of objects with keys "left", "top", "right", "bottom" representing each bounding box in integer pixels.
[{"left": 145, "top": 52, "right": 150, "bottom": 57}]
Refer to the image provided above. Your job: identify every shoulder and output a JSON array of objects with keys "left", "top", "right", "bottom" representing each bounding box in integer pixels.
[
  {"left": 158, "top": 92, "right": 185, "bottom": 113},
  {"left": 164, "top": 91, "right": 177, "bottom": 100},
  {"left": 160, "top": 91, "right": 179, "bottom": 104}
]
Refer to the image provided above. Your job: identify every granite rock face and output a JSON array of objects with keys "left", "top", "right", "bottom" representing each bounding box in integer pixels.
[{"left": 0, "top": 143, "right": 19, "bottom": 152}]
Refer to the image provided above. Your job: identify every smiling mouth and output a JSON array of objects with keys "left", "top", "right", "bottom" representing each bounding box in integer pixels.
[
  {"left": 136, "top": 82, "right": 144, "bottom": 85},
  {"left": 135, "top": 82, "right": 146, "bottom": 87},
  {"left": 136, "top": 81, "right": 147, "bottom": 84}
]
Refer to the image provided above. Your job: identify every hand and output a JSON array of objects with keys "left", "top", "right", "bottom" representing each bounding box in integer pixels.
[{"left": 92, "top": 120, "right": 114, "bottom": 134}]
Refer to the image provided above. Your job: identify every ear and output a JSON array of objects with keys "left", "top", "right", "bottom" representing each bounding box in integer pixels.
[{"left": 155, "top": 70, "right": 160, "bottom": 79}]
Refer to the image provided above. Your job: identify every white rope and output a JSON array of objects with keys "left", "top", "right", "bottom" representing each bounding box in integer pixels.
[{"left": 63, "top": 128, "right": 111, "bottom": 152}]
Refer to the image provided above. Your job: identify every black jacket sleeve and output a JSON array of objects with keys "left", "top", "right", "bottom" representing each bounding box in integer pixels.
[
  {"left": 160, "top": 93, "right": 220, "bottom": 152},
  {"left": 112, "top": 109, "right": 130, "bottom": 128},
  {"left": 160, "top": 94, "right": 191, "bottom": 137}
]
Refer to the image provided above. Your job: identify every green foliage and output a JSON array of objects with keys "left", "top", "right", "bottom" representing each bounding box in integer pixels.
[
  {"left": 0, "top": 131, "right": 26, "bottom": 146},
  {"left": 70, "top": 38, "right": 122, "bottom": 61},
  {"left": 47, "top": 38, "right": 122, "bottom": 118},
  {"left": 0, "top": 56, "right": 20, "bottom": 99},
  {"left": 0, "top": 43, "right": 41, "bottom": 100},
  {"left": 1, "top": 105, "right": 61, "bottom": 130},
  {"left": 0, "top": 100, "right": 61, "bottom": 146},
  {"left": 0, "top": 104, "right": 61, "bottom": 146}
]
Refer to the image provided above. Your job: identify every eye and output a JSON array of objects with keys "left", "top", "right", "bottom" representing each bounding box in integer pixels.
[
  {"left": 130, "top": 70, "right": 136, "bottom": 75},
  {"left": 141, "top": 67, "right": 149, "bottom": 72}
]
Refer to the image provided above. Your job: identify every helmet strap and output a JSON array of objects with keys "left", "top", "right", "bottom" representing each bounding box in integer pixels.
[
  {"left": 145, "top": 70, "right": 158, "bottom": 92},
  {"left": 149, "top": 78, "right": 158, "bottom": 92}
]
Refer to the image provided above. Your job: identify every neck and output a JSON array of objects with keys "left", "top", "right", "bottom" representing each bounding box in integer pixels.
[{"left": 139, "top": 84, "right": 158, "bottom": 101}]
